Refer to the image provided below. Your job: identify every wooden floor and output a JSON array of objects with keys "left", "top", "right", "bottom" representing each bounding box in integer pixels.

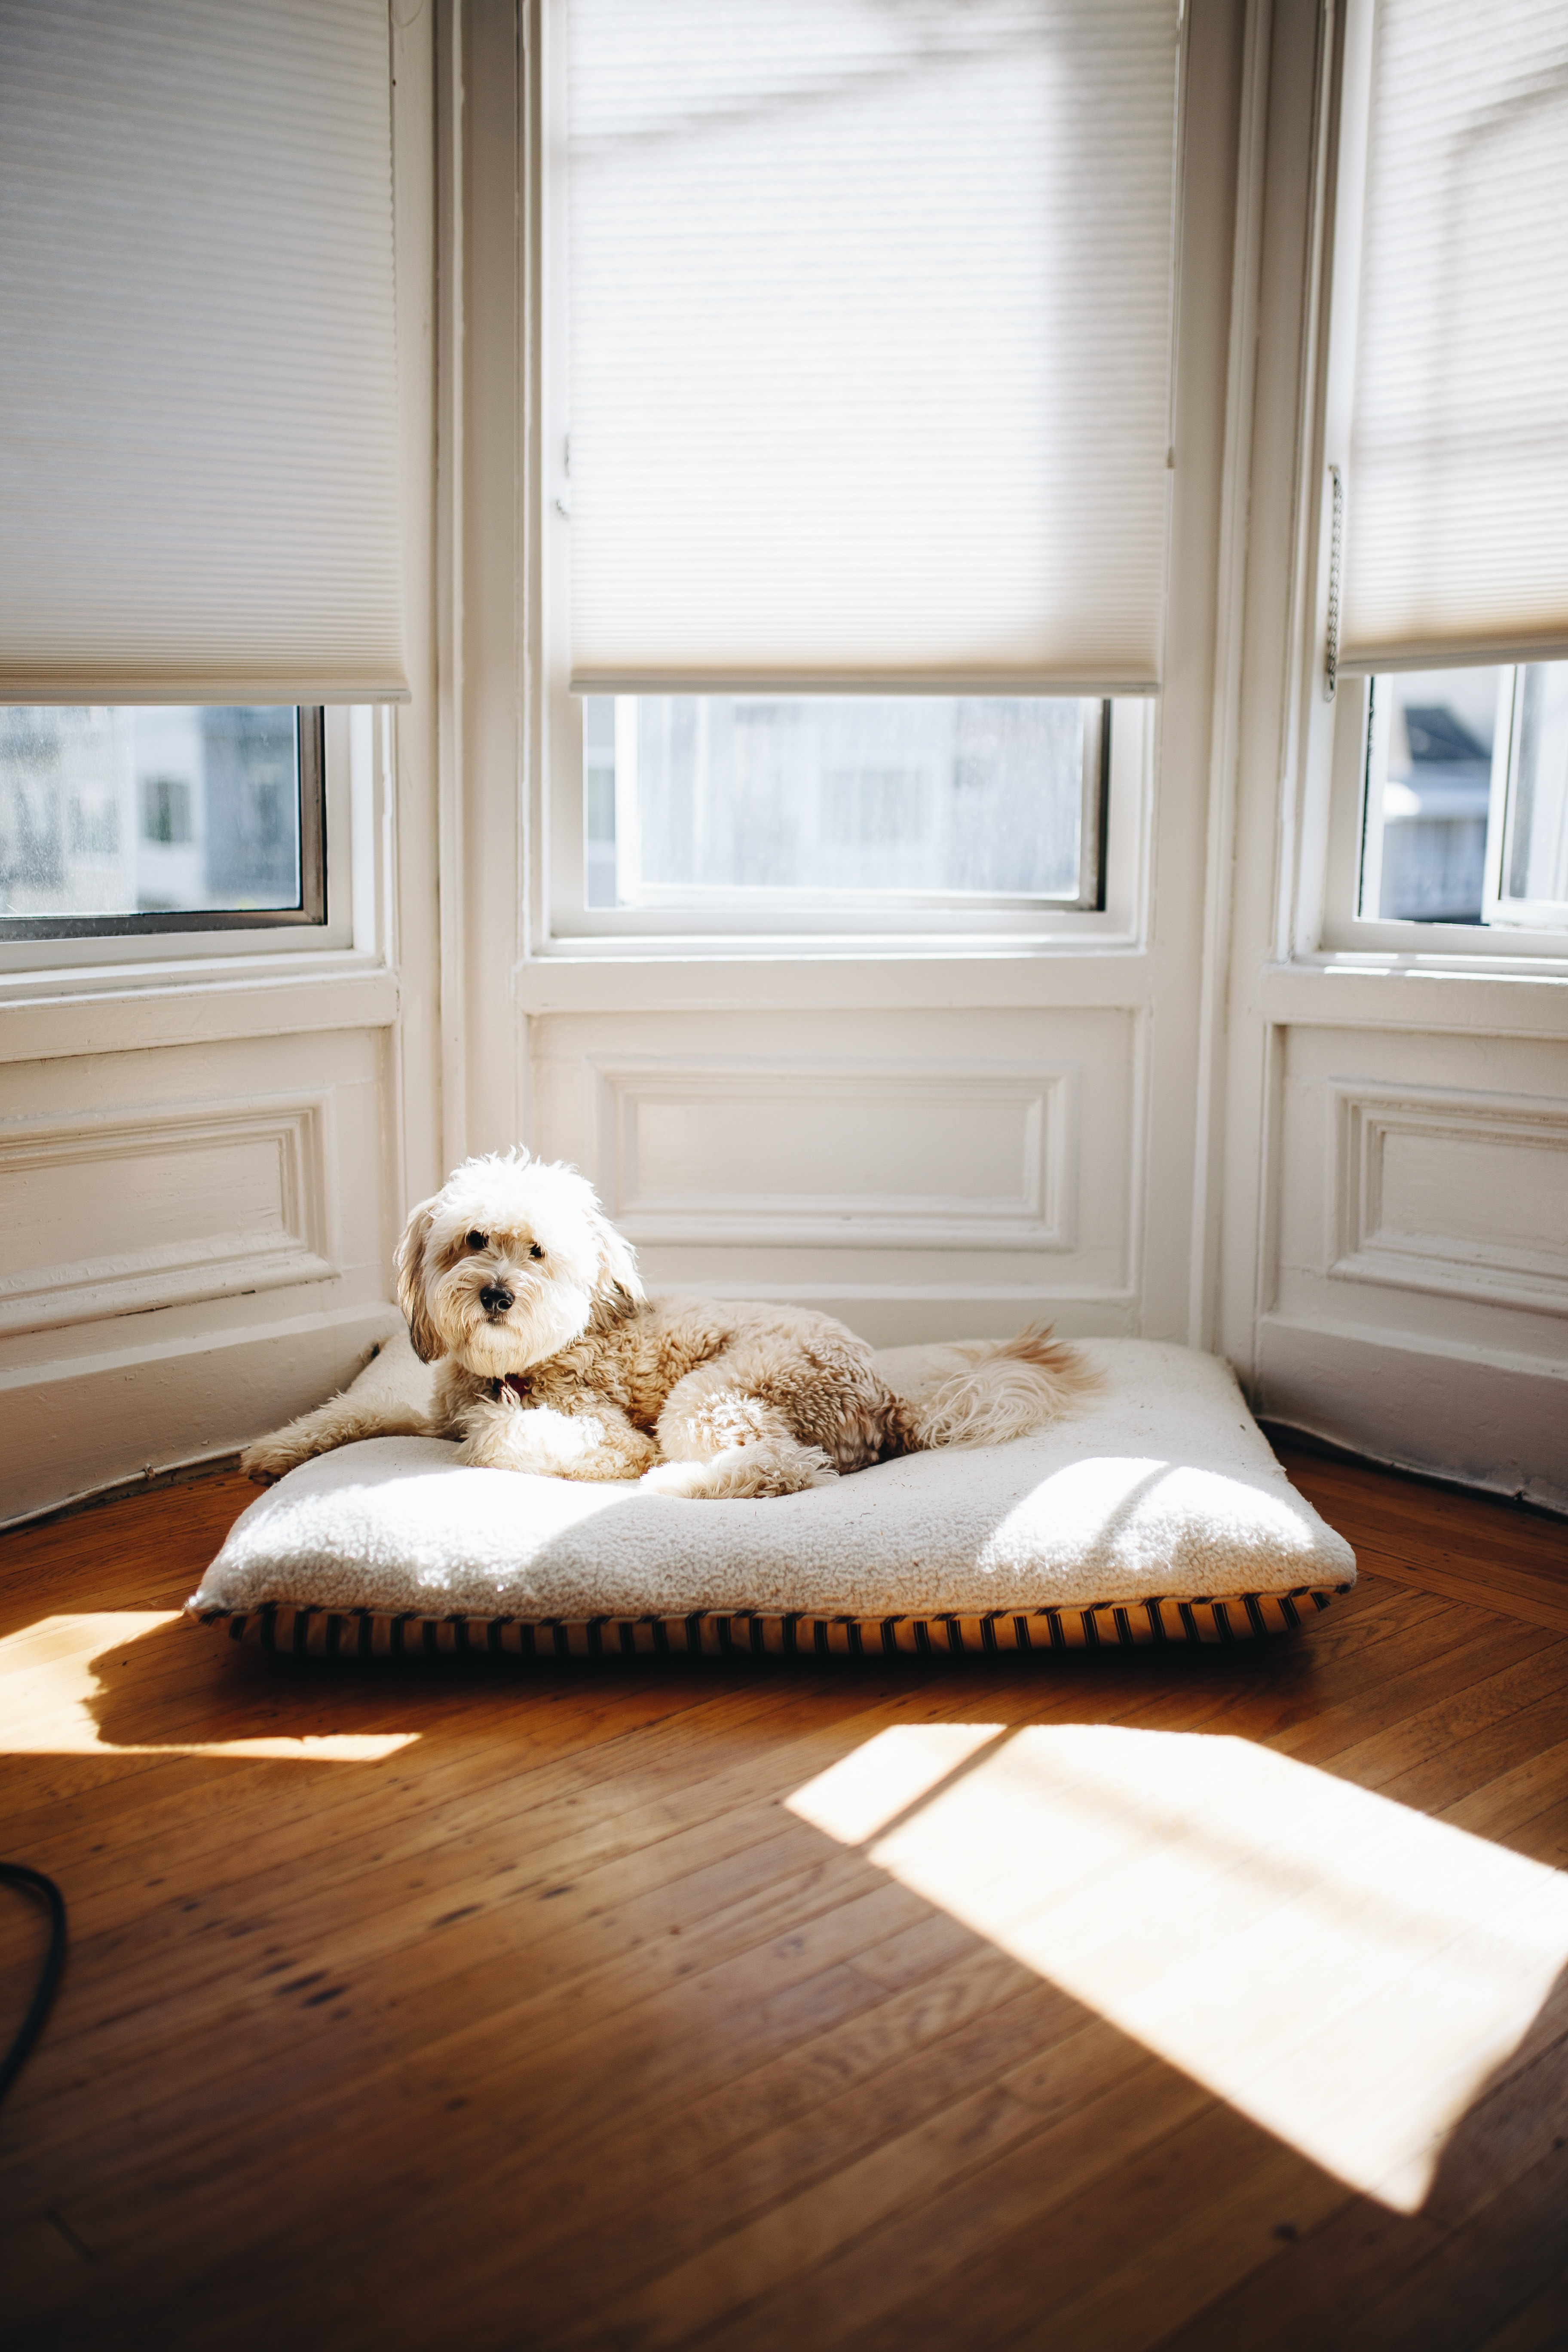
[{"left": 1, "top": 1443, "right": 1566, "bottom": 2352}]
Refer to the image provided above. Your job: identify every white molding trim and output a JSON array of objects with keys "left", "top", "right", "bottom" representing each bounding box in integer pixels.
[
  {"left": 585, "top": 1055, "right": 1080, "bottom": 1252},
  {"left": 1258, "top": 959, "right": 1568, "bottom": 1036},
  {"left": 0, "top": 1298, "right": 402, "bottom": 1526},
  {"left": 516, "top": 949, "right": 1154, "bottom": 1015},
  {"left": 435, "top": 0, "right": 470, "bottom": 1171},
  {"left": 1328, "top": 1080, "right": 1568, "bottom": 1316},
  {"left": 0, "top": 1298, "right": 398, "bottom": 1401},
  {"left": 388, "top": 0, "right": 444, "bottom": 1213},
  {"left": 0, "top": 1092, "right": 340, "bottom": 1335},
  {"left": 647, "top": 1283, "right": 1137, "bottom": 1353},
  {"left": 1187, "top": 0, "right": 1272, "bottom": 1349},
  {"left": 652, "top": 1282, "right": 1133, "bottom": 1306},
  {"left": 1255, "top": 1310, "right": 1568, "bottom": 1512},
  {"left": 0, "top": 961, "right": 398, "bottom": 1066},
  {"left": 0, "top": 5, "right": 434, "bottom": 1524}
]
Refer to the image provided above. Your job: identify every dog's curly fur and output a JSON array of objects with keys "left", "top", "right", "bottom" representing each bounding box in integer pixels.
[{"left": 242, "top": 1150, "right": 1097, "bottom": 1498}]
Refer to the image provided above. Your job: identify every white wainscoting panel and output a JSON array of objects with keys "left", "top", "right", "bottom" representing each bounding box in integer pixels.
[
  {"left": 1261, "top": 1025, "right": 1568, "bottom": 1502},
  {"left": 587, "top": 1057, "right": 1077, "bottom": 1251},
  {"left": 1330, "top": 1082, "right": 1568, "bottom": 1315},
  {"left": 0, "top": 1093, "right": 339, "bottom": 1335},
  {"left": 524, "top": 1006, "right": 1136, "bottom": 1342},
  {"left": 1271, "top": 1026, "right": 1568, "bottom": 1354},
  {"left": 0, "top": 1022, "right": 398, "bottom": 1521}
]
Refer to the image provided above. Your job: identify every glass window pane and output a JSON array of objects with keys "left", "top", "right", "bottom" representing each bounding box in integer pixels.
[
  {"left": 1504, "top": 664, "right": 1568, "bottom": 914},
  {"left": 583, "top": 695, "right": 1099, "bottom": 907},
  {"left": 0, "top": 707, "right": 302, "bottom": 922},
  {"left": 1360, "top": 668, "right": 1499, "bottom": 922}
]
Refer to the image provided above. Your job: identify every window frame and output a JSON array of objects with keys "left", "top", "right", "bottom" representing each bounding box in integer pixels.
[
  {"left": 534, "top": 0, "right": 1158, "bottom": 956},
  {"left": 549, "top": 685, "right": 1142, "bottom": 943},
  {"left": 1484, "top": 666, "right": 1568, "bottom": 934},
  {"left": 0, "top": 705, "right": 361, "bottom": 977},
  {"left": 1319, "top": 668, "right": 1568, "bottom": 956},
  {"left": 1302, "top": 0, "right": 1568, "bottom": 967},
  {"left": 0, "top": 705, "right": 326, "bottom": 945}
]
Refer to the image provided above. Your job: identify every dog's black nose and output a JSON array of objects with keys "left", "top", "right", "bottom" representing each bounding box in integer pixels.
[{"left": 479, "top": 1285, "right": 514, "bottom": 1315}]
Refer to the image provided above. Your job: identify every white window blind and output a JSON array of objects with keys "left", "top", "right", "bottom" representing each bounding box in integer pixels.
[
  {"left": 564, "top": 0, "right": 1180, "bottom": 696},
  {"left": 0, "top": 0, "right": 407, "bottom": 706},
  {"left": 1341, "top": 0, "right": 1568, "bottom": 675}
]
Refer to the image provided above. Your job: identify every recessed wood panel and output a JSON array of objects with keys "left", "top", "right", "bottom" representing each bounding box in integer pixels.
[
  {"left": 0, "top": 1096, "right": 337, "bottom": 1335},
  {"left": 1330, "top": 1083, "right": 1568, "bottom": 1314},
  {"left": 1376, "top": 1125, "right": 1564, "bottom": 1259},
  {"left": 590, "top": 1060, "right": 1076, "bottom": 1250}
]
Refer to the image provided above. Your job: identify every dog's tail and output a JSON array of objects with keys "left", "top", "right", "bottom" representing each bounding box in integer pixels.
[{"left": 894, "top": 1325, "right": 1100, "bottom": 1454}]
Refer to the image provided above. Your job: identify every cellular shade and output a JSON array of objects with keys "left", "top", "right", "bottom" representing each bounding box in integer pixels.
[
  {"left": 0, "top": 0, "right": 407, "bottom": 705},
  {"left": 1341, "top": 0, "right": 1568, "bottom": 674},
  {"left": 565, "top": 0, "right": 1180, "bottom": 695}
]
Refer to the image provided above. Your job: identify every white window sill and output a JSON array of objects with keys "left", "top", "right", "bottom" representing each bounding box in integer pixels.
[
  {"left": 0, "top": 950, "right": 398, "bottom": 1063},
  {"left": 1258, "top": 956, "right": 1568, "bottom": 1035},
  {"left": 517, "top": 939, "right": 1152, "bottom": 1013}
]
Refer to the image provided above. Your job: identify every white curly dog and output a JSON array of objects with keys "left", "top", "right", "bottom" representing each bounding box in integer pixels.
[{"left": 243, "top": 1150, "right": 1095, "bottom": 1500}]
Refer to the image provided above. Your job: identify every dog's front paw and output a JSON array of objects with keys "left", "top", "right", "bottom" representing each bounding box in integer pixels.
[
  {"left": 639, "top": 1460, "right": 707, "bottom": 1498},
  {"left": 240, "top": 1437, "right": 306, "bottom": 1486},
  {"left": 457, "top": 1400, "right": 603, "bottom": 1476},
  {"left": 641, "top": 1441, "right": 837, "bottom": 1500}
]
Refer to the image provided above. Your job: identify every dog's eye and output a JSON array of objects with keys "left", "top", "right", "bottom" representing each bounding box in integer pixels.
[
  {"left": 529, "top": 1242, "right": 544, "bottom": 1261},
  {"left": 466, "top": 1230, "right": 487, "bottom": 1252}
]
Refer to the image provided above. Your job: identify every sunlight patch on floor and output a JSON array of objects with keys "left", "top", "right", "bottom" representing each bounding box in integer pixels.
[
  {"left": 0, "top": 1614, "right": 418, "bottom": 1760},
  {"left": 788, "top": 1723, "right": 1568, "bottom": 2209}
]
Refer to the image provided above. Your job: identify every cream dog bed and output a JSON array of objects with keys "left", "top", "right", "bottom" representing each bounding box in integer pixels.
[{"left": 188, "top": 1334, "right": 1355, "bottom": 1656}]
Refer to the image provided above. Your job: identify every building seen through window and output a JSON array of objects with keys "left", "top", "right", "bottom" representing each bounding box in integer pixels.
[
  {"left": 1365, "top": 668, "right": 1495, "bottom": 922},
  {"left": 1361, "top": 662, "right": 1568, "bottom": 929},
  {"left": 584, "top": 695, "right": 1105, "bottom": 910},
  {"left": 0, "top": 705, "right": 304, "bottom": 924}
]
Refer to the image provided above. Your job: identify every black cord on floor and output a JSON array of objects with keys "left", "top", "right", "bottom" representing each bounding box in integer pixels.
[{"left": 0, "top": 1862, "right": 67, "bottom": 2107}]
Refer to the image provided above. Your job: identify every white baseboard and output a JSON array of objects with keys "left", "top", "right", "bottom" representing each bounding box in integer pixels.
[
  {"left": 0, "top": 1301, "right": 404, "bottom": 1528},
  {"left": 1255, "top": 1315, "right": 1568, "bottom": 1514}
]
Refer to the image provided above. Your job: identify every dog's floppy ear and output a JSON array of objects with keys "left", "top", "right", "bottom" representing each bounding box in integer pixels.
[
  {"left": 394, "top": 1194, "right": 444, "bottom": 1363},
  {"left": 589, "top": 1201, "right": 645, "bottom": 1317}
]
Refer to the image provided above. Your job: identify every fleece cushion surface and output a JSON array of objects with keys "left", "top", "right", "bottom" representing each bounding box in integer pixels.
[{"left": 189, "top": 1337, "right": 1356, "bottom": 1653}]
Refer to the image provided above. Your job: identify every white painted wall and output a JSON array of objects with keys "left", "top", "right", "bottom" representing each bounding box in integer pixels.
[
  {"left": 1215, "top": 0, "right": 1568, "bottom": 1510},
  {"left": 454, "top": 0, "right": 1251, "bottom": 1369},
  {"left": 1, "top": 0, "right": 1562, "bottom": 1526},
  {"left": 0, "top": 12, "right": 443, "bottom": 1526}
]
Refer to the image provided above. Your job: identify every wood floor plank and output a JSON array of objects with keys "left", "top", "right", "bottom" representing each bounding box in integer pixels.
[
  {"left": 1378, "top": 1688, "right": 1568, "bottom": 1822},
  {"left": 5, "top": 1650, "right": 1204, "bottom": 2102},
  {"left": 684, "top": 2087, "right": 1307, "bottom": 2352},
  {"left": 593, "top": 2064, "right": 1213, "bottom": 2352},
  {"left": 3, "top": 1443, "right": 1566, "bottom": 2352},
  {"left": 1337, "top": 1544, "right": 1568, "bottom": 1638},
  {"left": 0, "top": 1674, "right": 844, "bottom": 1948},
  {"left": 322, "top": 1929, "right": 1036, "bottom": 2290},
  {"left": 0, "top": 1840, "right": 915, "bottom": 2203},
  {"left": 0, "top": 1469, "right": 256, "bottom": 1619},
  {"left": 1496, "top": 1793, "right": 1568, "bottom": 1870},
  {"left": 998, "top": 2132, "right": 1349, "bottom": 2352},
  {"left": 187, "top": 1955, "right": 1070, "bottom": 2351},
  {"left": 1313, "top": 2135, "right": 1568, "bottom": 2352},
  {"left": 1472, "top": 2266, "right": 1568, "bottom": 2351},
  {"left": 1267, "top": 1611, "right": 1559, "bottom": 1771},
  {"left": 1438, "top": 1733, "right": 1568, "bottom": 1844},
  {"left": 1152, "top": 1978, "right": 1568, "bottom": 2352},
  {"left": 13, "top": 1698, "right": 870, "bottom": 2014},
  {"left": 1313, "top": 1638, "right": 1568, "bottom": 1794},
  {"left": 1274, "top": 1448, "right": 1568, "bottom": 1627}
]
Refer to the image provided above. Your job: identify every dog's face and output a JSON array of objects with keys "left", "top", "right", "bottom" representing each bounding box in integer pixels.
[{"left": 394, "top": 1151, "right": 643, "bottom": 1373}]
